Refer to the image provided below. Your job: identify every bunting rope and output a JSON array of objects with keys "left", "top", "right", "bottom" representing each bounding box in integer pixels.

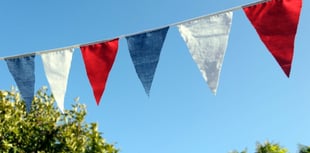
[{"left": 0, "top": 0, "right": 270, "bottom": 60}]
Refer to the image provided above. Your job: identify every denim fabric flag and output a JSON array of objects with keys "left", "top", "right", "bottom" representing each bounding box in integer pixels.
[
  {"left": 243, "top": 0, "right": 302, "bottom": 77},
  {"left": 5, "top": 55, "right": 35, "bottom": 112},
  {"left": 80, "top": 39, "right": 119, "bottom": 105},
  {"left": 41, "top": 49, "right": 74, "bottom": 113},
  {"left": 126, "top": 27, "right": 169, "bottom": 96},
  {"left": 177, "top": 12, "right": 233, "bottom": 94}
]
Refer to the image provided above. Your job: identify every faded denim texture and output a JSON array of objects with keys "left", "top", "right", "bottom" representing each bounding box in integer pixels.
[
  {"left": 126, "top": 27, "right": 169, "bottom": 96},
  {"left": 5, "top": 55, "right": 35, "bottom": 112}
]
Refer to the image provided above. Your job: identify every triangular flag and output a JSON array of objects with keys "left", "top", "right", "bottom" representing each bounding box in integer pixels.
[
  {"left": 177, "top": 12, "right": 233, "bottom": 94},
  {"left": 80, "top": 39, "right": 119, "bottom": 105},
  {"left": 125, "top": 27, "right": 169, "bottom": 96},
  {"left": 41, "top": 49, "right": 74, "bottom": 113},
  {"left": 5, "top": 55, "right": 35, "bottom": 112},
  {"left": 243, "top": 0, "right": 302, "bottom": 77}
]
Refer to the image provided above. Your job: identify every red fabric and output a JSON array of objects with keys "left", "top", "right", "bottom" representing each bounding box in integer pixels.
[
  {"left": 243, "top": 0, "right": 302, "bottom": 77},
  {"left": 80, "top": 39, "right": 119, "bottom": 105}
]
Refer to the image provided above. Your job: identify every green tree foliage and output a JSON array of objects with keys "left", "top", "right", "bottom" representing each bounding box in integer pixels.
[
  {"left": 230, "top": 141, "right": 310, "bottom": 153},
  {"left": 0, "top": 87, "right": 118, "bottom": 153},
  {"left": 299, "top": 145, "right": 310, "bottom": 153},
  {"left": 255, "top": 142, "right": 287, "bottom": 153}
]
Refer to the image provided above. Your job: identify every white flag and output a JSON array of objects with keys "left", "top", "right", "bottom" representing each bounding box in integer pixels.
[
  {"left": 177, "top": 12, "right": 233, "bottom": 94},
  {"left": 41, "top": 49, "right": 74, "bottom": 112}
]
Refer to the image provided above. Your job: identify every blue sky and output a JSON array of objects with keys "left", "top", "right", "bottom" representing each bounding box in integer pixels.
[{"left": 0, "top": 0, "right": 309, "bottom": 153}]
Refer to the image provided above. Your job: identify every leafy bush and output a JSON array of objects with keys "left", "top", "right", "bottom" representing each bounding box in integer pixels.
[{"left": 0, "top": 86, "right": 118, "bottom": 153}]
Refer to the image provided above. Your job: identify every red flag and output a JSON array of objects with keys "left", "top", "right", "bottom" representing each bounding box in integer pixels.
[
  {"left": 80, "top": 39, "right": 119, "bottom": 105},
  {"left": 243, "top": 0, "right": 302, "bottom": 77}
]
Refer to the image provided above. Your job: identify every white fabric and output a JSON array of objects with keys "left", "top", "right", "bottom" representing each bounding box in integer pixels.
[
  {"left": 41, "top": 49, "right": 74, "bottom": 112},
  {"left": 177, "top": 12, "right": 233, "bottom": 94}
]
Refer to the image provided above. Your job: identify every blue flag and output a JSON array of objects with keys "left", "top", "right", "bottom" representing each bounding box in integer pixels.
[
  {"left": 5, "top": 55, "right": 35, "bottom": 112},
  {"left": 126, "top": 27, "right": 169, "bottom": 96}
]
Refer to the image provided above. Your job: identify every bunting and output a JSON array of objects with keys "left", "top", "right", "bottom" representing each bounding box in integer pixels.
[
  {"left": 243, "top": 0, "right": 302, "bottom": 77},
  {"left": 5, "top": 55, "right": 35, "bottom": 112},
  {"left": 177, "top": 12, "right": 233, "bottom": 94},
  {"left": 80, "top": 39, "right": 119, "bottom": 105},
  {"left": 126, "top": 27, "right": 169, "bottom": 96},
  {"left": 0, "top": 0, "right": 304, "bottom": 112},
  {"left": 40, "top": 49, "right": 74, "bottom": 113}
]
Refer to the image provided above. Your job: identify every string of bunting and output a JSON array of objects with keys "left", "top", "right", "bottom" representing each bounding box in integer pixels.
[{"left": 0, "top": 0, "right": 302, "bottom": 113}]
